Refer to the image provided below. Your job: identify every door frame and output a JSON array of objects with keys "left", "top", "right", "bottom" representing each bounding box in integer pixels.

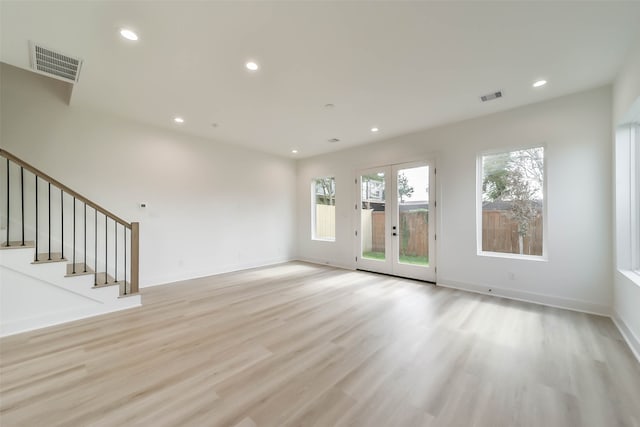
[
  {"left": 355, "top": 160, "right": 437, "bottom": 282},
  {"left": 355, "top": 165, "right": 393, "bottom": 275}
]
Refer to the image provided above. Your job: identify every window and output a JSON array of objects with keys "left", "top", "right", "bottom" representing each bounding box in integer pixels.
[
  {"left": 615, "top": 121, "right": 640, "bottom": 278},
  {"left": 631, "top": 124, "right": 640, "bottom": 273},
  {"left": 479, "top": 147, "right": 545, "bottom": 257},
  {"left": 312, "top": 177, "right": 335, "bottom": 241},
  {"left": 635, "top": 124, "right": 640, "bottom": 273}
]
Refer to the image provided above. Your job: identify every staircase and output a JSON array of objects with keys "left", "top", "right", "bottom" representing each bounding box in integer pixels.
[{"left": 0, "top": 149, "right": 141, "bottom": 336}]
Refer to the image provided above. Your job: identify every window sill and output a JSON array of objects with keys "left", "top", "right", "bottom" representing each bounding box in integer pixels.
[
  {"left": 312, "top": 238, "right": 336, "bottom": 243},
  {"left": 477, "top": 251, "right": 548, "bottom": 262},
  {"left": 618, "top": 269, "right": 640, "bottom": 288}
]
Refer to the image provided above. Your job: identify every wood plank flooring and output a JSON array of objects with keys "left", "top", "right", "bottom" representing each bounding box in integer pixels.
[{"left": 1, "top": 262, "right": 639, "bottom": 426}]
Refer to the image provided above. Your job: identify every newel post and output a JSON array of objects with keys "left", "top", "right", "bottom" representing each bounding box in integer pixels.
[{"left": 130, "top": 222, "right": 140, "bottom": 294}]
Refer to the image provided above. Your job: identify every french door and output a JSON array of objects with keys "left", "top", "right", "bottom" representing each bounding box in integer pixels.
[{"left": 357, "top": 161, "right": 436, "bottom": 282}]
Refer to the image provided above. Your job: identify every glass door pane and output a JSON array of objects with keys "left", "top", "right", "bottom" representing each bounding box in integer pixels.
[
  {"left": 361, "top": 171, "right": 386, "bottom": 261},
  {"left": 396, "top": 165, "right": 429, "bottom": 266}
]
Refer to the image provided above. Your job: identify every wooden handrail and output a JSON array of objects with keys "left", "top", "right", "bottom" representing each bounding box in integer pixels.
[
  {"left": 0, "top": 148, "right": 131, "bottom": 229},
  {"left": 1, "top": 147, "right": 139, "bottom": 295}
]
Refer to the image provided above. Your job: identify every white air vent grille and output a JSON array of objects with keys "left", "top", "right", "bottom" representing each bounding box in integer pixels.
[
  {"left": 29, "top": 42, "right": 83, "bottom": 83},
  {"left": 480, "top": 91, "right": 503, "bottom": 102}
]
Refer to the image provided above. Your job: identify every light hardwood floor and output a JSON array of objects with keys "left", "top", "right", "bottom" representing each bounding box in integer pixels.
[{"left": 1, "top": 262, "right": 639, "bottom": 426}]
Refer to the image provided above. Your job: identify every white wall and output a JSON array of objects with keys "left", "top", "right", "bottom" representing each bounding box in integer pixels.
[
  {"left": 1, "top": 265, "right": 103, "bottom": 336},
  {"left": 0, "top": 63, "right": 297, "bottom": 287},
  {"left": 1, "top": 253, "right": 140, "bottom": 336},
  {"left": 297, "top": 86, "right": 613, "bottom": 314},
  {"left": 612, "top": 40, "right": 640, "bottom": 358},
  {"left": 614, "top": 40, "right": 640, "bottom": 124}
]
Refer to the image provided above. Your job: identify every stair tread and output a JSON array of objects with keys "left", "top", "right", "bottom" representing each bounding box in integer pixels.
[
  {"left": 1, "top": 241, "right": 35, "bottom": 249},
  {"left": 65, "top": 263, "right": 95, "bottom": 277},
  {"left": 93, "top": 272, "right": 128, "bottom": 288},
  {"left": 118, "top": 291, "right": 140, "bottom": 299},
  {"left": 32, "top": 253, "right": 67, "bottom": 264}
]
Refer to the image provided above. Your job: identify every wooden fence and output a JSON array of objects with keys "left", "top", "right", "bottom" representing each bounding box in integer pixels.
[
  {"left": 315, "top": 204, "right": 336, "bottom": 239},
  {"left": 482, "top": 210, "right": 542, "bottom": 255},
  {"left": 362, "top": 208, "right": 542, "bottom": 257},
  {"left": 366, "top": 210, "right": 428, "bottom": 257},
  {"left": 371, "top": 211, "right": 385, "bottom": 252}
]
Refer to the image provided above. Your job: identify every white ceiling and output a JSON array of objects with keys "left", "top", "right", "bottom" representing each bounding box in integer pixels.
[{"left": 2, "top": 1, "right": 640, "bottom": 158}]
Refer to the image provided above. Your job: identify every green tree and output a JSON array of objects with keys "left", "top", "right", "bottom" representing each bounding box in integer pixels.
[
  {"left": 505, "top": 169, "right": 540, "bottom": 254},
  {"left": 483, "top": 148, "right": 543, "bottom": 254},
  {"left": 482, "top": 152, "right": 510, "bottom": 201},
  {"left": 398, "top": 173, "right": 414, "bottom": 203},
  {"left": 316, "top": 178, "right": 335, "bottom": 206}
]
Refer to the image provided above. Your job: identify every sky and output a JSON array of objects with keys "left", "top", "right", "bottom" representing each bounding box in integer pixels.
[{"left": 398, "top": 165, "right": 429, "bottom": 202}]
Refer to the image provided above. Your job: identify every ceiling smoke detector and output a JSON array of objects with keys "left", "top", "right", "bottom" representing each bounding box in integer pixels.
[
  {"left": 29, "top": 41, "right": 83, "bottom": 83},
  {"left": 480, "top": 91, "right": 503, "bottom": 102}
]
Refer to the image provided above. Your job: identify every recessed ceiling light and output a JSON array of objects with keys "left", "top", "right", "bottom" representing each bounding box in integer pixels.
[
  {"left": 371, "top": 127, "right": 379, "bottom": 133},
  {"left": 324, "top": 103, "right": 335, "bottom": 109},
  {"left": 120, "top": 29, "right": 139, "bottom": 41},
  {"left": 246, "top": 61, "right": 259, "bottom": 71},
  {"left": 291, "top": 149, "right": 298, "bottom": 154},
  {"left": 533, "top": 80, "right": 547, "bottom": 88},
  {"left": 328, "top": 138, "right": 340, "bottom": 143},
  {"left": 173, "top": 117, "right": 184, "bottom": 123}
]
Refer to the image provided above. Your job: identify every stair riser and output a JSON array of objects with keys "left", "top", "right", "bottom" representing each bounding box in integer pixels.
[
  {"left": 1, "top": 247, "right": 122, "bottom": 302},
  {"left": 1, "top": 151, "right": 141, "bottom": 337}
]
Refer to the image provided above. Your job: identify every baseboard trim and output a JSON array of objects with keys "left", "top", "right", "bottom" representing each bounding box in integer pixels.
[
  {"left": 295, "top": 257, "right": 355, "bottom": 272},
  {"left": 612, "top": 311, "right": 640, "bottom": 363},
  {"left": 141, "top": 257, "right": 296, "bottom": 288},
  {"left": 290, "top": 264, "right": 611, "bottom": 316},
  {"left": 436, "top": 278, "right": 610, "bottom": 317}
]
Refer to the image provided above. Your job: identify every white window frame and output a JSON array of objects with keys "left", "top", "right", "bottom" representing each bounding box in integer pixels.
[
  {"left": 311, "top": 176, "right": 336, "bottom": 242},
  {"left": 615, "top": 116, "right": 640, "bottom": 285},
  {"left": 632, "top": 124, "right": 640, "bottom": 273},
  {"left": 476, "top": 146, "right": 548, "bottom": 261}
]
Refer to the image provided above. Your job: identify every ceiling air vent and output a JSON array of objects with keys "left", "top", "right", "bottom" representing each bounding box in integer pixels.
[
  {"left": 480, "top": 91, "right": 502, "bottom": 102},
  {"left": 29, "top": 42, "right": 83, "bottom": 84}
]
